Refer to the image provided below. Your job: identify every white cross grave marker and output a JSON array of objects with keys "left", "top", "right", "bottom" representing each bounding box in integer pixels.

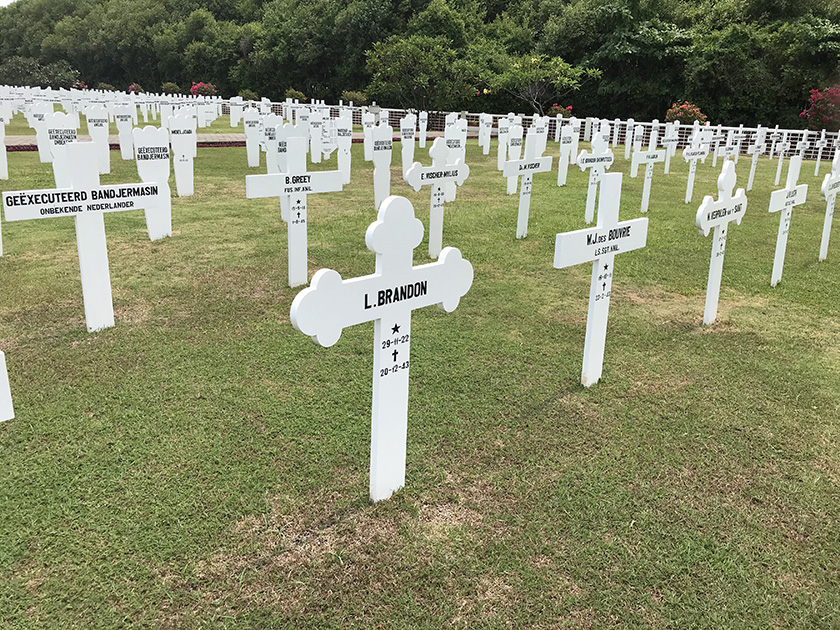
[
  {"left": 246, "top": 135, "right": 345, "bottom": 287},
  {"left": 405, "top": 137, "right": 470, "bottom": 257},
  {"left": 503, "top": 130, "right": 552, "bottom": 238},
  {"left": 553, "top": 173, "right": 648, "bottom": 387},
  {"left": 797, "top": 130, "right": 811, "bottom": 159},
  {"left": 818, "top": 150, "right": 840, "bottom": 262},
  {"left": 630, "top": 125, "right": 666, "bottom": 214},
  {"left": 623, "top": 118, "right": 635, "bottom": 160},
  {"left": 569, "top": 117, "right": 581, "bottom": 164},
  {"left": 2, "top": 142, "right": 164, "bottom": 331},
  {"left": 168, "top": 112, "right": 197, "bottom": 197},
  {"left": 767, "top": 125, "right": 781, "bottom": 160},
  {"left": 309, "top": 109, "right": 324, "bottom": 164},
  {"left": 290, "top": 195, "right": 473, "bottom": 501},
  {"left": 768, "top": 155, "right": 809, "bottom": 286},
  {"left": 0, "top": 121, "right": 6, "bottom": 184},
  {"left": 133, "top": 125, "right": 172, "bottom": 241},
  {"left": 774, "top": 132, "right": 791, "bottom": 186},
  {"left": 372, "top": 121, "right": 394, "bottom": 209},
  {"left": 814, "top": 130, "right": 828, "bottom": 177},
  {"left": 695, "top": 160, "right": 748, "bottom": 325},
  {"left": 746, "top": 126, "right": 767, "bottom": 192},
  {"left": 577, "top": 125, "right": 614, "bottom": 224},
  {"left": 44, "top": 111, "right": 79, "bottom": 184},
  {"left": 662, "top": 121, "right": 680, "bottom": 174}
]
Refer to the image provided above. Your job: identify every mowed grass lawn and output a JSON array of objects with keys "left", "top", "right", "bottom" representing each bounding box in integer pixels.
[{"left": 1, "top": 131, "right": 838, "bottom": 629}]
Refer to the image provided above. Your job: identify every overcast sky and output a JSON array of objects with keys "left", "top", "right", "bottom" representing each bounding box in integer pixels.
[{"left": 0, "top": 0, "right": 17, "bottom": 6}]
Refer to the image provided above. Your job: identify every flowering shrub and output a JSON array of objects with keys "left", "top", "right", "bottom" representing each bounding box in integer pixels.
[
  {"left": 341, "top": 90, "right": 367, "bottom": 105},
  {"left": 285, "top": 87, "right": 306, "bottom": 102},
  {"left": 128, "top": 82, "right": 145, "bottom": 94},
  {"left": 800, "top": 85, "right": 840, "bottom": 132},
  {"left": 190, "top": 81, "right": 217, "bottom": 97},
  {"left": 665, "top": 101, "right": 707, "bottom": 124},
  {"left": 547, "top": 103, "right": 573, "bottom": 117},
  {"left": 71, "top": 80, "right": 87, "bottom": 90}
]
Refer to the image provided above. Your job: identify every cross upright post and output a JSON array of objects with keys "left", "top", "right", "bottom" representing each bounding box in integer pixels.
[
  {"left": 405, "top": 137, "right": 470, "bottom": 258},
  {"left": 695, "top": 160, "right": 748, "bottom": 325},
  {"left": 814, "top": 130, "right": 828, "bottom": 177},
  {"left": 774, "top": 132, "right": 791, "bottom": 186},
  {"left": 290, "top": 196, "right": 473, "bottom": 502},
  {"left": 769, "top": 155, "right": 809, "bottom": 286},
  {"left": 553, "top": 173, "right": 648, "bottom": 386}
]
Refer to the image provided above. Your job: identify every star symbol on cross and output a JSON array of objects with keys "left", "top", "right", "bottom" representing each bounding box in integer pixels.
[
  {"left": 604, "top": 264, "right": 609, "bottom": 271},
  {"left": 391, "top": 324, "right": 400, "bottom": 334}
]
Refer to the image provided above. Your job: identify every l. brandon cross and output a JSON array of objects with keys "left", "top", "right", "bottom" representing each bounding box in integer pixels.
[
  {"left": 695, "top": 160, "right": 748, "bottom": 325},
  {"left": 577, "top": 126, "right": 614, "bottom": 224},
  {"left": 246, "top": 135, "right": 345, "bottom": 287},
  {"left": 290, "top": 196, "right": 474, "bottom": 502},
  {"left": 553, "top": 173, "right": 648, "bottom": 387},
  {"left": 2, "top": 142, "right": 164, "bottom": 332},
  {"left": 404, "top": 137, "right": 470, "bottom": 258}
]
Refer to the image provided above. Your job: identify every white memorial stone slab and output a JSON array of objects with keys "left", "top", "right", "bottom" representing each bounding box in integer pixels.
[
  {"left": 246, "top": 135, "right": 345, "bottom": 287},
  {"left": 405, "top": 137, "right": 469, "bottom": 257},
  {"left": 695, "top": 160, "right": 747, "bottom": 325},
  {"left": 263, "top": 113, "right": 283, "bottom": 174},
  {"left": 133, "top": 126, "right": 172, "bottom": 241},
  {"left": 553, "top": 172, "right": 648, "bottom": 387},
  {"left": 372, "top": 121, "right": 394, "bottom": 209},
  {"left": 229, "top": 96, "right": 244, "bottom": 126},
  {"left": 0, "top": 351, "right": 13, "bottom": 422},
  {"left": 556, "top": 123, "right": 575, "bottom": 187},
  {"left": 114, "top": 104, "right": 135, "bottom": 160},
  {"left": 362, "top": 111, "right": 376, "bottom": 161},
  {"left": 577, "top": 126, "right": 614, "bottom": 224},
  {"left": 168, "top": 113, "right": 197, "bottom": 197},
  {"left": 768, "top": 155, "right": 808, "bottom": 286},
  {"left": 336, "top": 113, "right": 353, "bottom": 184},
  {"left": 819, "top": 151, "right": 840, "bottom": 262},
  {"left": 399, "top": 114, "right": 417, "bottom": 177},
  {"left": 0, "top": 122, "right": 6, "bottom": 184},
  {"left": 243, "top": 108, "right": 261, "bottom": 167},
  {"left": 2, "top": 142, "right": 163, "bottom": 331},
  {"left": 309, "top": 109, "right": 324, "bottom": 164},
  {"left": 84, "top": 106, "right": 111, "bottom": 174},
  {"left": 505, "top": 123, "right": 524, "bottom": 195},
  {"left": 290, "top": 195, "right": 473, "bottom": 502},
  {"left": 418, "top": 111, "right": 428, "bottom": 148},
  {"left": 496, "top": 117, "right": 510, "bottom": 171},
  {"left": 503, "top": 133, "right": 552, "bottom": 239}
]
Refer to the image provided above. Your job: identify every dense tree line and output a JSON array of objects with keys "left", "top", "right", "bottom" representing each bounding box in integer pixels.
[{"left": 1, "top": 0, "right": 838, "bottom": 126}]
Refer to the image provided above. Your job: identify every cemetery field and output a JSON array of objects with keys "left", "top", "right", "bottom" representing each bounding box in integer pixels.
[{"left": 1, "top": 141, "right": 839, "bottom": 628}]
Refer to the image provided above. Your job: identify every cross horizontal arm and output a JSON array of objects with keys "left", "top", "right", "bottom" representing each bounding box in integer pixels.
[
  {"left": 291, "top": 247, "right": 473, "bottom": 347},
  {"left": 246, "top": 170, "right": 344, "bottom": 199},
  {"left": 3, "top": 182, "right": 163, "bottom": 221},
  {"left": 502, "top": 156, "right": 553, "bottom": 178},
  {"left": 554, "top": 218, "right": 648, "bottom": 269}
]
